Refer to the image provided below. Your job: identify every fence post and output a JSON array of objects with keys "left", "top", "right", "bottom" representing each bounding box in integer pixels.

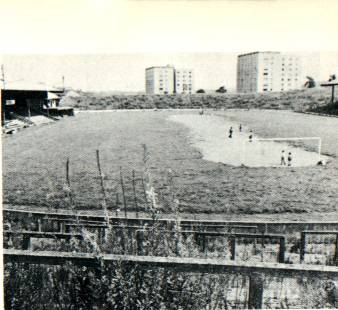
[
  {"left": 278, "top": 237, "right": 286, "bottom": 263},
  {"left": 120, "top": 167, "right": 128, "bottom": 219},
  {"left": 335, "top": 234, "right": 338, "bottom": 266},
  {"left": 136, "top": 231, "right": 143, "bottom": 255},
  {"left": 300, "top": 232, "right": 306, "bottom": 263},
  {"left": 60, "top": 222, "right": 66, "bottom": 233},
  {"left": 132, "top": 170, "right": 139, "bottom": 219},
  {"left": 97, "top": 227, "right": 102, "bottom": 243},
  {"left": 230, "top": 236, "right": 236, "bottom": 260},
  {"left": 128, "top": 228, "right": 133, "bottom": 255},
  {"left": 37, "top": 218, "right": 42, "bottom": 232},
  {"left": 22, "top": 235, "right": 31, "bottom": 250},
  {"left": 102, "top": 227, "right": 106, "bottom": 242},
  {"left": 261, "top": 234, "right": 265, "bottom": 248},
  {"left": 248, "top": 273, "right": 264, "bottom": 309},
  {"left": 119, "top": 227, "right": 126, "bottom": 255},
  {"left": 115, "top": 193, "right": 119, "bottom": 217},
  {"left": 65, "top": 158, "right": 74, "bottom": 208},
  {"left": 202, "top": 235, "right": 207, "bottom": 256},
  {"left": 96, "top": 149, "right": 109, "bottom": 217}
]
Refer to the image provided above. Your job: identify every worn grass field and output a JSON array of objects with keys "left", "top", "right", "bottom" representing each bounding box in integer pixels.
[{"left": 3, "top": 109, "right": 338, "bottom": 219}]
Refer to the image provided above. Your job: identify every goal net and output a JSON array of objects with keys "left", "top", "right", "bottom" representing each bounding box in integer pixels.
[{"left": 241, "top": 137, "right": 322, "bottom": 167}]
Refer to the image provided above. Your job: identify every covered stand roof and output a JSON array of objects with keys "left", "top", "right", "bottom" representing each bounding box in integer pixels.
[{"left": 1, "top": 80, "right": 60, "bottom": 92}]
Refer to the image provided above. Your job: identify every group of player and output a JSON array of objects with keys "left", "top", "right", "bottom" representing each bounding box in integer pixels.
[
  {"left": 227, "top": 124, "right": 252, "bottom": 142},
  {"left": 281, "top": 150, "right": 292, "bottom": 166},
  {"left": 228, "top": 124, "right": 242, "bottom": 138},
  {"left": 227, "top": 124, "right": 293, "bottom": 166}
]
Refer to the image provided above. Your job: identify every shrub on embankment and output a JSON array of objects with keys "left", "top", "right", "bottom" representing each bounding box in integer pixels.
[
  {"left": 60, "top": 88, "right": 334, "bottom": 111},
  {"left": 309, "top": 102, "right": 338, "bottom": 116}
]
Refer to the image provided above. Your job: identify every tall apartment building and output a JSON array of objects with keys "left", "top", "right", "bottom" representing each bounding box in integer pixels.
[
  {"left": 145, "top": 65, "right": 194, "bottom": 94},
  {"left": 237, "top": 52, "right": 302, "bottom": 93},
  {"left": 145, "top": 65, "right": 175, "bottom": 95},
  {"left": 175, "top": 69, "right": 194, "bottom": 94}
]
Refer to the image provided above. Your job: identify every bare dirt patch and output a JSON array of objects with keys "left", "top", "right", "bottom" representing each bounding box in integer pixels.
[{"left": 170, "top": 113, "right": 328, "bottom": 167}]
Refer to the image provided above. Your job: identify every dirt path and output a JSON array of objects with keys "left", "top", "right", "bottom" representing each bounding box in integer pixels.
[{"left": 169, "top": 113, "right": 328, "bottom": 167}]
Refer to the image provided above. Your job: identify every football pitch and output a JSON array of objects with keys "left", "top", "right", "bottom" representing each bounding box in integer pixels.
[{"left": 3, "top": 109, "right": 338, "bottom": 220}]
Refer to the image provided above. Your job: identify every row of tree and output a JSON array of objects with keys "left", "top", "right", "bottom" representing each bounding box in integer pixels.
[{"left": 196, "top": 86, "right": 227, "bottom": 94}]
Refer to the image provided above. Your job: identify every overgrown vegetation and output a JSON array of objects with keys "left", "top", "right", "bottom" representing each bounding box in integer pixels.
[
  {"left": 4, "top": 151, "right": 335, "bottom": 309},
  {"left": 60, "top": 88, "right": 334, "bottom": 112},
  {"left": 4, "top": 148, "right": 252, "bottom": 309},
  {"left": 309, "top": 102, "right": 338, "bottom": 116}
]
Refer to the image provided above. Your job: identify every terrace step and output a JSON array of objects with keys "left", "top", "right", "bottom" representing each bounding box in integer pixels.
[
  {"left": 9, "top": 112, "right": 35, "bottom": 126},
  {"left": 29, "top": 115, "right": 55, "bottom": 125}
]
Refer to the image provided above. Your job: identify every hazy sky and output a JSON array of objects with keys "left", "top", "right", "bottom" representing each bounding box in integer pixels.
[
  {"left": 1, "top": 53, "right": 337, "bottom": 92},
  {"left": 0, "top": 0, "right": 337, "bottom": 91}
]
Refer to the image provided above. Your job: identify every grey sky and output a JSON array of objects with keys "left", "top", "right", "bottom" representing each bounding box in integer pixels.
[{"left": 1, "top": 53, "right": 337, "bottom": 92}]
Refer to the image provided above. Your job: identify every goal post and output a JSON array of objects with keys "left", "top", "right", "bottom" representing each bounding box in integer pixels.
[{"left": 241, "top": 137, "right": 322, "bottom": 167}]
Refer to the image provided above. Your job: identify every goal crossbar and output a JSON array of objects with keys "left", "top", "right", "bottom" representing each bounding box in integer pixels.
[{"left": 255, "top": 137, "right": 321, "bottom": 142}]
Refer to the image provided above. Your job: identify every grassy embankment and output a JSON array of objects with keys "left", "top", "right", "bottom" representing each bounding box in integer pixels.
[{"left": 61, "top": 88, "right": 335, "bottom": 112}]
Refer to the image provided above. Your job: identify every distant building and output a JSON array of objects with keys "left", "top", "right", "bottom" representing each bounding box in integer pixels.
[
  {"left": 175, "top": 69, "right": 194, "bottom": 94},
  {"left": 145, "top": 65, "right": 194, "bottom": 94},
  {"left": 145, "top": 65, "right": 175, "bottom": 95},
  {"left": 237, "top": 52, "right": 302, "bottom": 93}
]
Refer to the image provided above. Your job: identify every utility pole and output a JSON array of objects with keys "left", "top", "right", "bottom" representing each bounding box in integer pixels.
[
  {"left": 321, "top": 81, "right": 338, "bottom": 106},
  {"left": 62, "top": 75, "right": 65, "bottom": 92},
  {"left": 1, "top": 65, "right": 5, "bottom": 89},
  {"left": 1, "top": 64, "right": 6, "bottom": 125}
]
